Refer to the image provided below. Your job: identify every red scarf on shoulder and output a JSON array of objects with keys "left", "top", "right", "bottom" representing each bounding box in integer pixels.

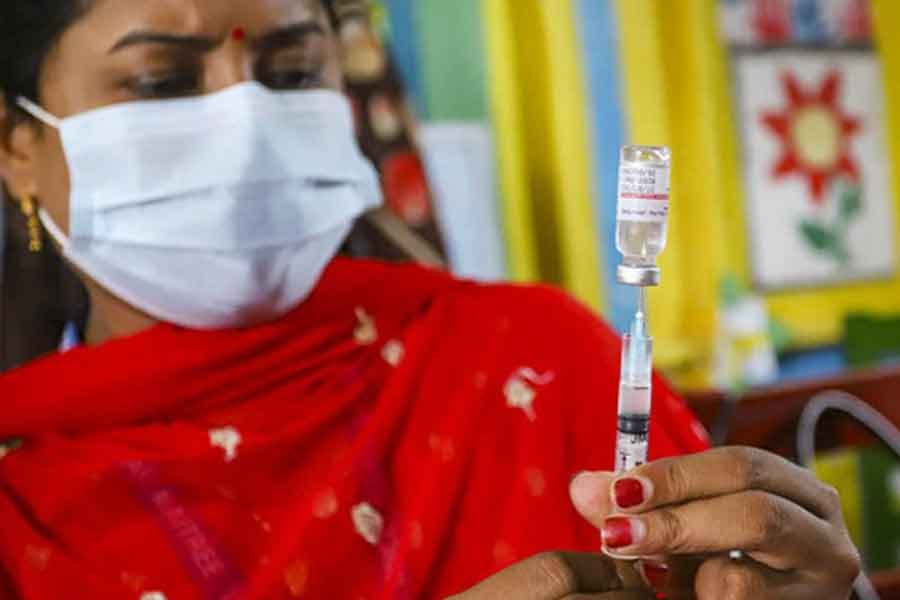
[{"left": 0, "top": 258, "right": 708, "bottom": 599}]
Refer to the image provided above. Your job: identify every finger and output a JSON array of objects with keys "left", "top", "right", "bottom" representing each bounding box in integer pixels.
[
  {"left": 560, "top": 552, "right": 626, "bottom": 592},
  {"left": 599, "top": 491, "right": 833, "bottom": 571},
  {"left": 450, "top": 552, "right": 621, "bottom": 599},
  {"left": 571, "top": 471, "right": 616, "bottom": 525},
  {"left": 694, "top": 555, "right": 800, "bottom": 600},
  {"left": 614, "top": 559, "right": 644, "bottom": 589},
  {"left": 561, "top": 593, "right": 654, "bottom": 600},
  {"left": 610, "top": 447, "right": 840, "bottom": 522},
  {"left": 661, "top": 556, "right": 702, "bottom": 600},
  {"left": 636, "top": 559, "right": 670, "bottom": 591}
]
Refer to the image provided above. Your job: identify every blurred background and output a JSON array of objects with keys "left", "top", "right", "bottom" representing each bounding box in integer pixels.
[{"left": 2, "top": 0, "right": 900, "bottom": 595}]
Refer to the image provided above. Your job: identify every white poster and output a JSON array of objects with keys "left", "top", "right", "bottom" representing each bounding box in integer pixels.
[
  {"left": 735, "top": 50, "right": 897, "bottom": 289},
  {"left": 419, "top": 122, "right": 507, "bottom": 281}
]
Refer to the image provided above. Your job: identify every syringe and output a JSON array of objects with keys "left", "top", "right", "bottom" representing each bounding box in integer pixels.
[
  {"left": 612, "top": 145, "right": 670, "bottom": 473},
  {"left": 615, "top": 287, "right": 653, "bottom": 473}
]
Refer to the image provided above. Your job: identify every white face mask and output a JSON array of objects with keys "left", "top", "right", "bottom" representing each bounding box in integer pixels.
[{"left": 17, "top": 82, "right": 382, "bottom": 329}]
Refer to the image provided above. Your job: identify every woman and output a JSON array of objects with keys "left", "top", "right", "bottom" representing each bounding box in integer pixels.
[{"left": 0, "top": 1, "right": 860, "bottom": 598}]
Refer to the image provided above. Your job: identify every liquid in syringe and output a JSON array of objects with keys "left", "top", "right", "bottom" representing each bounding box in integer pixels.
[{"left": 615, "top": 291, "right": 653, "bottom": 473}]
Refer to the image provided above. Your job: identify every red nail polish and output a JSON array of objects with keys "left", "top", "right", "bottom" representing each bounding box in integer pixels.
[
  {"left": 231, "top": 27, "right": 246, "bottom": 41},
  {"left": 601, "top": 517, "right": 635, "bottom": 548},
  {"left": 642, "top": 562, "right": 670, "bottom": 589},
  {"left": 614, "top": 477, "right": 645, "bottom": 508}
]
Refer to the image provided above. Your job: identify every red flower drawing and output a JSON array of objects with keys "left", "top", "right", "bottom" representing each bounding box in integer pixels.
[{"left": 760, "top": 70, "right": 862, "bottom": 204}]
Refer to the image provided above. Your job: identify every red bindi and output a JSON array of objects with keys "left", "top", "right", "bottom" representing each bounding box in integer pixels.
[{"left": 231, "top": 27, "right": 246, "bottom": 42}]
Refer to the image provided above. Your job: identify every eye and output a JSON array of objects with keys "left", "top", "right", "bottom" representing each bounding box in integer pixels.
[
  {"left": 260, "top": 68, "right": 323, "bottom": 90},
  {"left": 128, "top": 72, "right": 200, "bottom": 99}
]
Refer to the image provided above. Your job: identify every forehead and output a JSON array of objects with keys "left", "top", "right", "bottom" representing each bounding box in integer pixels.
[{"left": 73, "top": 0, "right": 325, "bottom": 39}]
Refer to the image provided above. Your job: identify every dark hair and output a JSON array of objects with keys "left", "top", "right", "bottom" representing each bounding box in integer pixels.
[{"left": 0, "top": 0, "right": 92, "bottom": 119}]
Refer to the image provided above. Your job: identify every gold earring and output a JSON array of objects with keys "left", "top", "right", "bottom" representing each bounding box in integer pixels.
[{"left": 18, "top": 194, "right": 43, "bottom": 253}]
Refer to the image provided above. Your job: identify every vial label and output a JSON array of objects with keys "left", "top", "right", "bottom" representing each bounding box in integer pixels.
[{"left": 617, "top": 163, "right": 670, "bottom": 223}]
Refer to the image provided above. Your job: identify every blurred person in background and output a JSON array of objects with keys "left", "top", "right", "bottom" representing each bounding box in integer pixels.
[{"left": 0, "top": 1, "right": 860, "bottom": 598}]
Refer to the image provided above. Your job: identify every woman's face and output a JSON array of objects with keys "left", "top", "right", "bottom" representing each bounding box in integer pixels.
[{"left": 5, "top": 0, "right": 341, "bottom": 233}]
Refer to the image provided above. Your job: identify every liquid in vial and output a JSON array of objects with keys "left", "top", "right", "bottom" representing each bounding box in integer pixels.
[{"left": 616, "top": 146, "right": 671, "bottom": 277}]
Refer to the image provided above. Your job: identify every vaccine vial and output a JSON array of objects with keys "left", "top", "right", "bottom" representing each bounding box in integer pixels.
[{"left": 615, "top": 145, "right": 671, "bottom": 286}]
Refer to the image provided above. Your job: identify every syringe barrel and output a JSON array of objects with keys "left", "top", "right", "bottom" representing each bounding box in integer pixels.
[
  {"left": 619, "top": 331, "right": 653, "bottom": 388},
  {"left": 616, "top": 330, "right": 653, "bottom": 473}
]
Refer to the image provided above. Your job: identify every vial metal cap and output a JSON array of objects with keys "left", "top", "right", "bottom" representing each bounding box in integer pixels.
[{"left": 617, "top": 265, "right": 660, "bottom": 287}]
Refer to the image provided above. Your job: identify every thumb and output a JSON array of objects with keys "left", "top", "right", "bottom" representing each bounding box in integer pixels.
[
  {"left": 447, "top": 552, "right": 620, "bottom": 599},
  {"left": 570, "top": 471, "right": 616, "bottom": 528}
]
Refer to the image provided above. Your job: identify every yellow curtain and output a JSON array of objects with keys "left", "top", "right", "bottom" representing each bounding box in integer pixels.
[
  {"left": 482, "top": 0, "right": 605, "bottom": 311},
  {"left": 617, "top": 0, "right": 729, "bottom": 385},
  {"left": 482, "top": 0, "right": 540, "bottom": 283}
]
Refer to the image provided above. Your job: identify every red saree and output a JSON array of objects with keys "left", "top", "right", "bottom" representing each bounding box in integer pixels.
[{"left": 0, "top": 258, "right": 708, "bottom": 599}]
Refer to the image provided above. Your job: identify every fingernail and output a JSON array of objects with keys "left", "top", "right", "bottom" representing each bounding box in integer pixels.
[
  {"left": 640, "top": 560, "right": 670, "bottom": 589},
  {"left": 601, "top": 516, "right": 645, "bottom": 549},
  {"left": 613, "top": 477, "right": 646, "bottom": 509}
]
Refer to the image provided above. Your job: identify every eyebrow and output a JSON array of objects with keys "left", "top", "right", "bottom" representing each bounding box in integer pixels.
[
  {"left": 109, "top": 21, "right": 325, "bottom": 54},
  {"left": 253, "top": 22, "right": 325, "bottom": 52},
  {"left": 109, "top": 31, "right": 216, "bottom": 54}
]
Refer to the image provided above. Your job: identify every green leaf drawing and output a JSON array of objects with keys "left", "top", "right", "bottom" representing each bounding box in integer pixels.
[
  {"left": 799, "top": 221, "right": 830, "bottom": 250},
  {"left": 830, "top": 238, "right": 851, "bottom": 265},
  {"left": 839, "top": 184, "right": 862, "bottom": 221},
  {"left": 799, "top": 220, "right": 850, "bottom": 265}
]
